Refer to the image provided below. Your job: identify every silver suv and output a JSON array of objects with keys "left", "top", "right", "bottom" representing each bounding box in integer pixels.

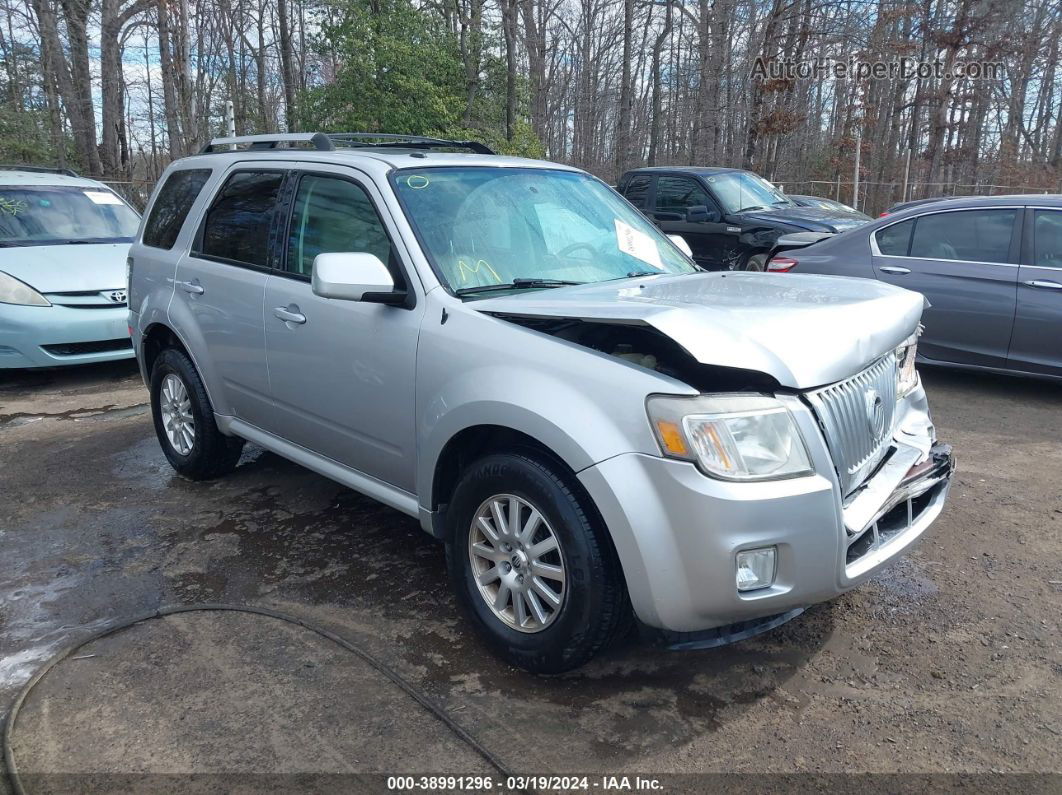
[{"left": 129, "top": 133, "right": 954, "bottom": 673}]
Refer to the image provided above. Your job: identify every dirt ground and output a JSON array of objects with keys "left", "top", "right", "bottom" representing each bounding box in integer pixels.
[{"left": 1, "top": 359, "right": 1059, "bottom": 791}]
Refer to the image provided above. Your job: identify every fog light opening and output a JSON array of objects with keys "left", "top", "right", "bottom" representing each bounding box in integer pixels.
[{"left": 736, "top": 547, "right": 776, "bottom": 592}]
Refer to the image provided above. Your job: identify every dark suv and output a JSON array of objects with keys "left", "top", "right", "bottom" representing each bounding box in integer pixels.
[{"left": 617, "top": 167, "right": 869, "bottom": 271}]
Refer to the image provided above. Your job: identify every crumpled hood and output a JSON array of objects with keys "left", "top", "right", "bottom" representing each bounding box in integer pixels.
[
  {"left": 473, "top": 272, "right": 925, "bottom": 389},
  {"left": 0, "top": 243, "right": 130, "bottom": 293},
  {"left": 740, "top": 206, "right": 869, "bottom": 233}
]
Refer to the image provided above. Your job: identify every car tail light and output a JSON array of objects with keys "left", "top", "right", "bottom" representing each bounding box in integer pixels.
[
  {"left": 766, "top": 256, "right": 798, "bottom": 272},
  {"left": 879, "top": 212, "right": 890, "bottom": 217}
]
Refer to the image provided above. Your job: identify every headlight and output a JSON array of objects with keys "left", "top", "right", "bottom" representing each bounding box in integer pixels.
[
  {"left": 647, "top": 394, "right": 813, "bottom": 481},
  {"left": 0, "top": 271, "right": 50, "bottom": 306},
  {"left": 896, "top": 331, "right": 920, "bottom": 396}
]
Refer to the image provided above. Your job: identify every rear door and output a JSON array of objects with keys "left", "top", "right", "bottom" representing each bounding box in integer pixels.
[
  {"left": 1007, "top": 208, "right": 1062, "bottom": 377},
  {"left": 263, "top": 164, "right": 424, "bottom": 492},
  {"left": 172, "top": 167, "right": 285, "bottom": 427},
  {"left": 870, "top": 207, "right": 1020, "bottom": 367},
  {"left": 650, "top": 175, "right": 733, "bottom": 270}
]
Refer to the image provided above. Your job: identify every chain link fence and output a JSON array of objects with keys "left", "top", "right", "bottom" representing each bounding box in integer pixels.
[{"left": 776, "top": 178, "right": 1059, "bottom": 215}]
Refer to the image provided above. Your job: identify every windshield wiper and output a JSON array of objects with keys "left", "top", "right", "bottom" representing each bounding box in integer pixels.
[
  {"left": 456, "top": 278, "right": 584, "bottom": 296},
  {"left": 737, "top": 205, "right": 768, "bottom": 212}
]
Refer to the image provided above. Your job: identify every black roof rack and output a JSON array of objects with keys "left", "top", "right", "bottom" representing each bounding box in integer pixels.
[
  {"left": 326, "top": 133, "right": 495, "bottom": 154},
  {"left": 200, "top": 132, "right": 494, "bottom": 155},
  {"left": 0, "top": 164, "right": 80, "bottom": 177}
]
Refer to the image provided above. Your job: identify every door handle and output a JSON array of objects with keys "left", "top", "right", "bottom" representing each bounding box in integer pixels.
[
  {"left": 273, "top": 305, "right": 306, "bottom": 324},
  {"left": 179, "top": 280, "right": 204, "bottom": 295},
  {"left": 1023, "top": 279, "right": 1062, "bottom": 290},
  {"left": 879, "top": 266, "right": 911, "bottom": 275}
]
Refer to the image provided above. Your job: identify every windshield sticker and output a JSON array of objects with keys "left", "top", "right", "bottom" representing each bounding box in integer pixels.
[
  {"left": 0, "top": 197, "right": 28, "bottom": 216},
  {"left": 406, "top": 175, "right": 430, "bottom": 190},
  {"left": 83, "top": 190, "right": 124, "bottom": 205},
  {"left": 614, "top": 219, "right": 663, "bottom": 270},
  {"left": 456, "top": 258, "right": 502, "bottom": 285}
]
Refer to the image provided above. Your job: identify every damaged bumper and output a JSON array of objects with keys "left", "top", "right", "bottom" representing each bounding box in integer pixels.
[{"left": 577, "top": 385, "right": 954, "bottom": 634}]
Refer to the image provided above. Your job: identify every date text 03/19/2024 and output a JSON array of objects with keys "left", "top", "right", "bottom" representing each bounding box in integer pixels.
[{"left": 386, "top": 775, "right": 665, "bottom": 791}]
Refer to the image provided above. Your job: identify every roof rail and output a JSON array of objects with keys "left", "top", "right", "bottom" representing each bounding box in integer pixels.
[
  {"left": 200, "top": 133, "right": 335, "bottom": 153},
  {"left": 0, "top": 164, "right": 80, "bottom": 177},
  {"left": 326, "top": 133, "right": 495, "bottom": 155},
  {"left": 199, "top": 132, "right": 495, "bottom": 155}
]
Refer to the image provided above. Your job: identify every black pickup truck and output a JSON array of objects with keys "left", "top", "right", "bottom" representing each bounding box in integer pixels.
[{"left": 617, "top": 166, "right": 869, "bottom": 271}]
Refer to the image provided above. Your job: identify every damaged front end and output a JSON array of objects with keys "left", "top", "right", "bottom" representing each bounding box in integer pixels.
[{"left": 486, "top": 313, "right": 782, "bottom": 393}]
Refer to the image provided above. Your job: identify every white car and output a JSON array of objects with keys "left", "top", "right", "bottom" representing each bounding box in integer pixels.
[{"left": 0, "top": 165, "right": 140, "bottom": 368}]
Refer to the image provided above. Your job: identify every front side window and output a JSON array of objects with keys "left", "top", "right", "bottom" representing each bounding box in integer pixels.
[
  {"left": 0, "top": 185, "right": 140, "bottom": 247},
  {"left": 909, "top": 209, "right": 1016, "bottom": 263},
  {"left": 285, "top": 175, "right": 393, "bottom": 278},
  {"left": 199, "top": 171, "right": 284, "bottom": 266},
  {"left": 143, "top": 169, "right": 211, "bottom": 249},
  {"left": 875, "top": 218, "right": 914, "bottom": 256},
  {"left": 654, "top": 177, "right": 713, "bottom": 215},
  {"left": 392, "top": 167, "right": 697, "bottom": 293},
  {"left": 1033, "top": 210, "right": 1062, "bottom": 268},
  {"left": 707, "top": 172, "right": 791, "bottom": 213}
]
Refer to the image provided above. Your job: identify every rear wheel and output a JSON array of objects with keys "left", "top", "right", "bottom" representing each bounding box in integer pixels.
[
  {"left": 150, "top": 348, "right": 243, "bottom": 480},
  {"left": 446, "top": 452, "right": 629, "bottom": 673},
  {"left": 744, "top": 253, "right": 768, "bottom": 272}
]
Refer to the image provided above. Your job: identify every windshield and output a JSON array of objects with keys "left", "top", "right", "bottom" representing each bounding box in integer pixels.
[
  {"left": 708, "top": 172, "right": 792, "bottom": 213},
  {"left": 0, "top": 185, "right": 140, "bottom": 247},
  {"left": 391, "top": 167, "right": 697, "bottom": 293}
]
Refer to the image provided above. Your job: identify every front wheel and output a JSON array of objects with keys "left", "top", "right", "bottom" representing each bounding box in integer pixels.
[{"left": 446, "top": 453, "right": 629, "bottom": 673}]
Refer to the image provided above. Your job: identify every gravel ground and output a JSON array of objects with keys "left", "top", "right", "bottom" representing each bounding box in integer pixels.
[{"left": 0, "top": 360, "right": 1059, "bottom": 791}]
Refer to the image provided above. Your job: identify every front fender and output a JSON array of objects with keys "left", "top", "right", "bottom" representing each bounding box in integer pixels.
[{"left": 415, "top": 294, "right": 696, "bottom": 513}]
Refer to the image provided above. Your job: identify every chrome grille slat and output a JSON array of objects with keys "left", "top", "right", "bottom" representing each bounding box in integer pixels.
[{"left": 806, "top": 353, "right": 899, "bottom": 496}]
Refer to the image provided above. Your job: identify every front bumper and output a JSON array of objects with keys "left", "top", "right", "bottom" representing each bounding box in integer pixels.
[
  {"left": 578, "top": 386, "right": 954, "bottom": 633},
  {"left": 0, "top": 303, "right": 133, "bottom": 368}
]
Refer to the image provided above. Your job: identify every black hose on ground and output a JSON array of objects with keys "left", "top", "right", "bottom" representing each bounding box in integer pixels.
[{"left": 3, "top": 603, "right": 521, "bottom": 795}]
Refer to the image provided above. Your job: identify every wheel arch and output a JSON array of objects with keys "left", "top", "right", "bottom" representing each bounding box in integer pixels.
[{"left": 140, "top": 322, "right": 223, "bottom": 418}]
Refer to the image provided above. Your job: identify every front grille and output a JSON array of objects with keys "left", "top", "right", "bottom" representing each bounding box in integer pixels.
[
  {"left": 45, "top": 289, "right": 127, "bottom": 308},
  {"left": 846, "top": 480, "right": 944, "bottom": 568},
  {"left": 805, "top": 352, "right": 899, "bottom": 496},
  {"left": 42, "top": 338, "right": 132, "bottom": 357}
]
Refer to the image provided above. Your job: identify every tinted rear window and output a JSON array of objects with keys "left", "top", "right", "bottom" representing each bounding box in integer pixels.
[
  {"left": 875, "top": 219, "right": 913, "bottom": 256},
  {"left": 910, "top": 209, "right": 1016, "bottom": 263},
  {"left": 623, "top": 175, "right": 652, "bottom": 209},
  {"left": 199, "top": 171, "right": 284, "bottom": 266},
  {"left": 143, "top": 169, "right": 211, "bottom": 249}
]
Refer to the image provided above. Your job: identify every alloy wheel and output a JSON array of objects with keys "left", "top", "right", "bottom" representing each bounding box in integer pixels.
[
  {"left": 160, "top": 373, "right": 195, "bottom": 455},
  {"left": 468, "top": 494, "right": 567, "bottom": 633}
]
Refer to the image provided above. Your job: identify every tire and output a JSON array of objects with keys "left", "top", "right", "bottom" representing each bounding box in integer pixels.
[
  {"left": 745, "top": 253, "right": 768, "bottom": 272},
  {"left": 150, "top": 348, "right": 244, "bottom": 480},
  {"left": 445, "top": 452, "right": 629, "bottom": 673}
]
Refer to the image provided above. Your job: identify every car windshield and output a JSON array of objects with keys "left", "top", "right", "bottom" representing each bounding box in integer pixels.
[
  {"left": 709, "top": 172, "right": 792, "bottom": 213},
  {"left": 0, "top": 185, "right": 140, "bottom": 247},
  {"left": 391, "top": 167, "right": 697, "bottom": 294}
]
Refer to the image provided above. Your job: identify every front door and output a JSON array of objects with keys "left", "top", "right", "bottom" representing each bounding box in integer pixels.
[
  {"left": 264, "top": 167, "right": 424, "bottom": 492},
  {"left": 650, "top": 175, "right": 733, "bottom": 270},
  {"left": 1008, "top": 208, "right": 1062, "bottom": 377},
  {"left": 871, "top": 207, "right": 1020, "bottom": 368},
  {"left": 174, "top": 168, "right": 285, "bottom": 427}
]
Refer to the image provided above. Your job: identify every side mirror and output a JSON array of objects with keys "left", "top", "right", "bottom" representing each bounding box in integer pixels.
[
  {"left": 311, "top": 252, "right": 404, "bottom": 304},
  {"left": 686, "top": 205, "right": 719, "bottom": 223},
  {"left": 667, "top": 234, "right": 693, "bottom": 257}
]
